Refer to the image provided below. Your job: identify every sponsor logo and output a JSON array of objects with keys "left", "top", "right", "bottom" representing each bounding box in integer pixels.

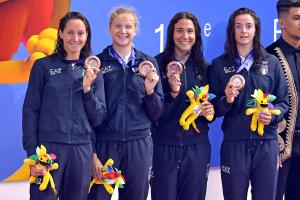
[
  {"left": 49, "top": 68, "right": 61, "bottom": 76},
  {"left": 221, "top": 165, "right": 231, "bottom": 174},
  {"left": 102, "top": 65, "right": 112, "bottom": 74},
  {"left": 224, "top": 66, "right": 235, "bottom": 73}
]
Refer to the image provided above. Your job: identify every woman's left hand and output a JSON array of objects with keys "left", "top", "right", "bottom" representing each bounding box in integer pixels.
[
  {"left": 258, "top": 110, "right": 272, "bottom": 125},
  {"left": 83, "top": 67, "right": 99, "bottom": 93},
  {"left": 201, "top": 101, "right": 214, "bottom": 118}
]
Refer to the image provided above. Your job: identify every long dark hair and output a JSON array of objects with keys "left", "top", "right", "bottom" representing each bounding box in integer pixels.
[
  {"left": 53, "top": 11, "right": 92, "bottom": 59},
  {"left": 225, "top": 8, "right": 265, "bottom": 66},
  {"left": 164, "top": 11, "right": 206, "bottom": 76}
]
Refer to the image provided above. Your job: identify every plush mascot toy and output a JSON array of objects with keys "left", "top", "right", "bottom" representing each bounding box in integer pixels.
[
  {"left": 24, "top": 145, "right": 59, "bottom": 193},
  {"left": 89, "top": 158, "right": 125, "bottom": 194},
  {"left": 3, "top": 145, "right": 58, "bottom": 193},
  {"left": 246, "top": 89, "right": 281, "bottom": 136},
  {"left": 179, "top": 84, "right": 215, "bottom": 133}
]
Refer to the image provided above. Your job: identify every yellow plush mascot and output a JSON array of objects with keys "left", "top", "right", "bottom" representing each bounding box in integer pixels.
[
  {"left": 179, "top": 85, "right": 215, "bottom": 133},
  {"left": 246, "top": 89, "right": 281, "bottom": 136},
  {"left": 89, "top": 158, "right": 125, "bottom": 195},
  {"left": 25, "top": 145, "right": 59, "bottom": 193},
  {"left": 4, "top": 145, "right": 59, "bottom": 193}
]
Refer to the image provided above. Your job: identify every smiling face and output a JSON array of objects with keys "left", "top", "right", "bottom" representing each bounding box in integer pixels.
[
  {"left": 59, "top": 19, "right": 87, "bottom": 60},
  {"left": 38, "top": 154, "right": 50, "bottom": 166},
  {"left": 173, "top": 18, "right": 196, "bottom": 56},
  {"left": 234, "top": 14, "right": 256, "bottom": 49},
  {"left": 258, "top": 97, "right": 269, "bottom": 108},
  {"left": 109, "top": 13, "right": 137, "bottom": 50}
]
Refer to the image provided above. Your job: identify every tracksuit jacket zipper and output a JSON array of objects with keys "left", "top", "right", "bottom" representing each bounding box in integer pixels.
[
  {"left": 69, "top": 64, "right": 74, "bottom": 143},
  {"left": 123, "top": 67, "right": 126, "bottom": 141}
]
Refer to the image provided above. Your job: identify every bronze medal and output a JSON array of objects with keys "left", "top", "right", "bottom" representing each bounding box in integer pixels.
[
  {"left": 84, "top": 56, "right": 101, "bottom": 70},
  {"left": 166, "top": 61, "right": 183, "bottom": 77},
  {"left": 138, "top": 60, "right": 155, "bottom": 77},
  {"left": 229, "top": 74, "right": 245, "bottom": 90}
]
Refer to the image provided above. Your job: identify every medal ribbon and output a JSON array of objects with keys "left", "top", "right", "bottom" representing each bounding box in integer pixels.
[
  {"left": 109, "top": 46, "right": 136, "bottom": 69},
  {"left": 236, "top": 51, "right": 254, "bottom": 73}
]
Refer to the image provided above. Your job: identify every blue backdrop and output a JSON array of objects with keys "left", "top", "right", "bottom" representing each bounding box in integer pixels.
[{"left": 0, "top": 0, "right": 281, "bottom": 180}]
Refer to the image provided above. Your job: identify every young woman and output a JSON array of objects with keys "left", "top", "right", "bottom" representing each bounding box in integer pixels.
[
  {"left": 87, "top": 6, "right": 163, "bottom": 200},
  {"left": 22, "top": 11, "right": 106, "bottom": 200},
  {"left": 150, "top": 12, "right": 214, "bottom": 200},
  {"left": 209, "top": 8, "right": 289, "bottom": 200}
]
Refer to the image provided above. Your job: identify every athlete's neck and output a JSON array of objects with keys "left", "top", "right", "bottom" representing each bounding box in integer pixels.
[
  {"left": 237, "top": 44, "right": 253, "bottom": 58},
  {"left": 112, "top": 44, "right": 132, "bottom": 59},
  {"left": 174, "top": 48, "right": 190, "bottom": 63}
]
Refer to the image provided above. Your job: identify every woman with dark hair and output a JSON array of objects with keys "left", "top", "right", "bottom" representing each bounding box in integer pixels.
[
  {"left": 209, "top": 8, "right": 289, "bottom": 199},
  {"left": 150, "top": 11, "right": 214, "bottom": 200},
  {"left": 22, "top": 11, "right": 106, "bottom": 200}
]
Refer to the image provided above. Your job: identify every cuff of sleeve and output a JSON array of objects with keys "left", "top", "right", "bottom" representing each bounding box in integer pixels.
[
  {"left": 92, "top": 143, "right": 96, "bottom": 153},
  {"left": 26, "top": 147, "right": 36, "bottom": 158},
  {"left": 145, "top": 92, "right": 156, "bottom": 101},
  {"left": 83, "top": 90, "right": 94, "bottom": 101},
  {"left": 271, "top": 114, "right": 281, "bottom": 125},
  {"left": 165, "top": 92, "right": 178, "bottom": 103},
  {"left": 221, "top": 96, "right": 233, "bottom": 107}
]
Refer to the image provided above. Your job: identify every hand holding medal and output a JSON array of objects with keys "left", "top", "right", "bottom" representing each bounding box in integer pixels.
[
  {"left": 138, "top": 60, "right": 155, "bottom": 77},
  {"left": 229, "top": 74, "right": 245, "bottom": 90},
  {"left": 225, "top": 74, "right": 245, "bottom": 103},
  {"left": 85, "top": 55, "right": 101, "bottom": 70},
  {"left": 83, "top": 56, "right": 101, "bottom": 93},
  {"left": 166, "top": 61, "right": 183, "bottom": 96},
  {"left": 138, "top": 60, "right": 159, "bottom": 95},
  {"left": 166, "top": 61, "right": 183, "bottom": 78}
]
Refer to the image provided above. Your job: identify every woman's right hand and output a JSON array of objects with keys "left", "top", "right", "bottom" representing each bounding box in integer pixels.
[
  {"left": 29, "top": 165, "right": 45, "bottom": 177},
  {"left": 225, "top": 81, "right": 239, "bottom": 103},
  {"left": 92, "top": 153, "right": 103, "bottom": 181},
  {"left": 167, "top": 73, "right": 181, "bottom": 98}
]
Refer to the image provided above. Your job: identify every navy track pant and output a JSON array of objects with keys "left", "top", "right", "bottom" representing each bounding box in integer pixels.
[
  {"left": 221, "top": 139, "right": 279, "bottom": 200},
  {"left": 151, "top": 141, "right": 211, "bottom": 200},
  {"left": 88, "top": 136, "right": 153, "bottom": 200},
  {"left": 29, "top": 143, "right": 93, "bottom": 200}
]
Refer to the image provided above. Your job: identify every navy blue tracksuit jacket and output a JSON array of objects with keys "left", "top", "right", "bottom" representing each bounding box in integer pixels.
[
  {"left": 23, "top": 53, "right": 106, "bottom": 200},
  {"left": 209, "top": 49, "right": 289, "bottom": 200},
  {"left": 87, "top": 46, "right": 164, "bottom": 200},
  {"left": 151, "top": 52, "right": 211, "bottom": 200}
]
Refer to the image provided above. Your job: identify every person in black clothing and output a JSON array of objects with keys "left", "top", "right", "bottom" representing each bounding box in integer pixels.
[
  {"left": 266, "top": 0, "right": 300, "bottom": 199},
  {"left": 22, "top": 11, "right": 106, "bottom": 200},
  {"left": 86, "top": 6, "right": 164, "bottom": 200},
  {"left": 150, "top": 12, "right": 214, "bottom": 200},
  {"left": 209, "top": 8, "right": 289, "bottom": 200}
]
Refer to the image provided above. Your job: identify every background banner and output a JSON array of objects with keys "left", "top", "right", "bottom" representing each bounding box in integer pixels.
[{"left": 0, "top": 0, "right": 280, "bottom": 180}]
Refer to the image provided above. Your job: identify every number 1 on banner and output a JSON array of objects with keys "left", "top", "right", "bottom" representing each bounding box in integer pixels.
[{"left": 155, "top": 24, "right": 164, "bottom": 53}]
